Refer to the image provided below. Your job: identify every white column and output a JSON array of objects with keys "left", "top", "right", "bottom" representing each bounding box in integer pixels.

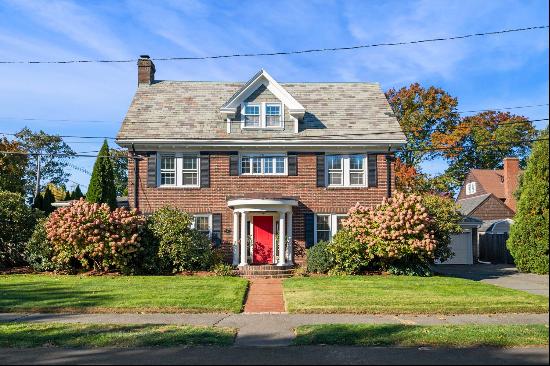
[
  {"left": 239, "top": 211, "right": 248, "bottom": 266},
  {"left": 277, "top": 211, "right": 287, "bottom": 266},
  {"left": 232, "top": 211, "right": 239, "bottom": 266},
  {"left": 287, "top": 210, "right": 293, "bottom": 264}
]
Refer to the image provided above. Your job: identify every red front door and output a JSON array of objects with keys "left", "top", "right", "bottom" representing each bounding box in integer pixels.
[{"left": 253, "top": 216, "right": 274, "bottom": 264}]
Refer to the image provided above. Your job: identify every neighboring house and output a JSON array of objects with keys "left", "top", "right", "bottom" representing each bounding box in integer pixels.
[
  {"left": 116, "top": 56, "right": 406, "bottom": 267},
  {"left": 455, "top": 158, "right": 521, "bottom": 263},
  {"left": 456, "top": 157, "right": 521, "bottom": 220}
]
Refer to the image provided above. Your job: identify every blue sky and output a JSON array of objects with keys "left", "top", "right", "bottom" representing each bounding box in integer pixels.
[{"left": 0, "top": 0, "right": 548, "bottom": 193}]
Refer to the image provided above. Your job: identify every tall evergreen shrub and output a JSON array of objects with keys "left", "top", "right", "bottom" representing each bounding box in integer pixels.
[
  {"left": 507, "top": 129, "right": 549, "bottom": 274},
  {"left": 86, "top": 140, "right": 117, "bottom": 209}
]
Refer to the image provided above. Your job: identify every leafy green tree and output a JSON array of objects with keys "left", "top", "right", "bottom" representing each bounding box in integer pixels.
[
  {"left": 87, "top": 140, "right": 117, "bottom": 209},
  {"left": 433, "top": 111, "right": 537, "bottom": 185},
  {"left": 507, "top": 128, "right": 549, "bottom": 274},
  {"left": 0, "top": 137, "right": 27, "bottom": 194},
  {"left": 71, "top": 185, "right": 84, "bottom": 200},
  {"left": 0, "top": 191, "right": 42, "bottom": 268},
  {"left": 15, "top": 128, "right": 74, "bottom": 198},
  {"left": 110, "top": 148, "right": 128, "bottom": 197},
  {"left": 42, "top": 185, "right": 55, "bottom": 215},
  {"left": 63, "top": 191, "right": 72, "bottom": 201}
]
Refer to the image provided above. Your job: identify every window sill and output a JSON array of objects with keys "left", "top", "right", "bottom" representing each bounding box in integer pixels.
[
  {"left": 238, "top": 174, "right": 288, "bottom": 177},
  {"left": 326, "top": 185, "right": 369, "bottom": 189},
  {"left": 241, "top": 127, "right": 284, "bottom": 131},
  {"left": 157, "top": 185, "right": 201, "bottom": 190}
]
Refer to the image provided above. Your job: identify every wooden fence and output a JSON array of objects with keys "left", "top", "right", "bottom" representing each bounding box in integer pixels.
[{"left": 478, "top": 233, "right": 515, "bottom": 264}]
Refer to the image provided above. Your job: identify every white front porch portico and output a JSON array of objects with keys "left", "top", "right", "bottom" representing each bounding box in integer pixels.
[{"left": 228, "top": 197, "right": 298, "bottom": 267}]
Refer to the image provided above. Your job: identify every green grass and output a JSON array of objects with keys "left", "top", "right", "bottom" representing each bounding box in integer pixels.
[
  {"left": 0, "top": 322, "right": 235, "bottom": 347},
  {"left": 0, "top": 275, "right": 248, "bottom": 313},
  {"left": 283, "top": 276, "right": 549, "bottom": 314},
  {"left": 294, "top": 324, "right": 549, "bottom": 347}
]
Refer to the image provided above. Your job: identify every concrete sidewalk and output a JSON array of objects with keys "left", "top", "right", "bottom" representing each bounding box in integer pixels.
[
  {"left": 1, "top": 346, "right": 548, "bottom": 365},
  {"left": 2, "top": 312, "right": 548, "bottom": 347}
]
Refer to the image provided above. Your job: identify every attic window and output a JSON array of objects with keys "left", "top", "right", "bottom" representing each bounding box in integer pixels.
[
  {"left": 241, "top": 102, "right": 283, "bottom": 129},
  {"left": 265, "top": 104, "right": 281, "bottom": 127},
  {"left": 466, "top": 182, "right": 477, "bottom": 195},
  {"left": 243, "top": 104, "right": 260, "bottom": 127}
]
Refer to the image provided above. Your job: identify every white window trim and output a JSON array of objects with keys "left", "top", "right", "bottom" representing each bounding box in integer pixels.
[
  {"left": 325, "top": 154, "right": 368, "bottom": 188},
  {"left": 192, "top": 214, "right": 212, "bottom": 239},
  {"left": 157, "top": 153, "right": 200, "bottom": 188},
  {"left": 466, "top": 182, "right": 477, "bottom": 195},
  {"left": 241, "top": 102, "right": 284, "bottom": 129},
  {"left": 313, "top": 213, "right": 347, "bottom": 244},
  {"left": 239, "top": 153, "right": 288, "bottom": 176},
  {"left": 159, "top": 153, "right": 177, "bottom": 187}
]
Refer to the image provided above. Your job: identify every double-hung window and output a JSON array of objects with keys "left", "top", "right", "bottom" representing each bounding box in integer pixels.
[
  {"left": 315, "top": 214, "right": 348, "bottom": 244},
  {"left": 243, "top": 104, "right": 260, "bottom": 127},
  {"left": 242, "top": 102, "right": 282, "bottom": 129},
  {"left": 240, "top": 154, "right": 287, "bottom": 175},
  {"left": 265, "top": 104, "right": 281, "bottom": 127},
  {"left": 192, "top": 215, "right": 212, "bottom": 238},
  {"left": 158, "top": 153, "right": 200, "bottom": 187},
  {"left": 326, "top": 154, "right": 367, "bottom": 187},
  {"left": 327, "top": 156, "right": 343, "bottom": 186},
  {"left": 160, "top": 154, "right": 176, "bottom": 186}
]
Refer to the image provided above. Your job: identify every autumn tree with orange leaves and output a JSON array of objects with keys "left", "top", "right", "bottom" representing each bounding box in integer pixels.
[
  {"left": 385, "top": 83, "right": 460, "bottom": 192},
  {"left": 432, "top": 111, "right": 536, "bottom": 184}
]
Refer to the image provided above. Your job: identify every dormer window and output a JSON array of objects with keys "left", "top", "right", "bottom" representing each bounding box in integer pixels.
[
  {"left": 243, "top": 104, "right": 260, "bottom": 127},
  {"left": 265, "top": 103, "right": 282, "bottom": 127},
  {"left": 466, "top": 182, "right": 477, "bottom": 195},
  {"left": 242, "top": 102, "right": 283, "bottom": 129}
]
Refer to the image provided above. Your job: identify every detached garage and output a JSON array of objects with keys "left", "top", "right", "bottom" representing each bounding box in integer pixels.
[{"left": 437, "top": 216, "right": 482, "bottom": 265}]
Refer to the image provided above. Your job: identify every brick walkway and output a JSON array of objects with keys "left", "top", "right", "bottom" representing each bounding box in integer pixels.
[{"left": 243, "top": 278, "right": 286, "bottom": 313}]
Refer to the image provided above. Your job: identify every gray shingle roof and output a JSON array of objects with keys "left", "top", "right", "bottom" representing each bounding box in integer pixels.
[
  {"left": 456, "top": 194, "right": 492, "bottom": 216},
  {"left": 117, "top": 80, "right": 405, "bottom": 142}
]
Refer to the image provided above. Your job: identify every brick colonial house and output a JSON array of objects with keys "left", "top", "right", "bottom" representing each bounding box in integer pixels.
[
  {"left": 456, "top": 157, "right": 521, "bottom": 233},
  {"left": 116, "top": 56, "right": 405, "bottom": 268}
]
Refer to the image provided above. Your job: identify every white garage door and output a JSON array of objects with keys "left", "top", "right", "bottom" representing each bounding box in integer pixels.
[{"left": 441, "top": 232, "right": 473, "bottom": 265}]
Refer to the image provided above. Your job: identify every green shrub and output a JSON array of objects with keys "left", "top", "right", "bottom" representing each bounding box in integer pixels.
[
  {"left": 306, "top": 240, "right": 332, "bottom": 274},
  {"left": 45, "top": 199, "right": 146, "bottom": 273},
  {"left": 24, "top": 218, "right": 57, "bottom": 272},
  {"left": 147, "top": 207, "right": 215, "bottom": 272},
  {"left": 213, "top": 263, "right": 236, "bottom": 276},
  {"left": 507, "top": 129, "right": 549, "bottom": 274},
  {"left": 0, "top": 191, "right": 42, "bottom": 268},
  {"left": 327, "top": 230, "right": 371, "bottom": 275},
  {"left": 386, "top": 257, "right": 433, "bottom": 276}
]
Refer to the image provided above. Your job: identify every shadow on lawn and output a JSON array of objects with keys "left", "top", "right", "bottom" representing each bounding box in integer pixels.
[
  {"left": 0, "top": 323, "right": 231, "bottom": 347},
  {"left": 0, "top": 282, "right": 115, "bottom": 311}
]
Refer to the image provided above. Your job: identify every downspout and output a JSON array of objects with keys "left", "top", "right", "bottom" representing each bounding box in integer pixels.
[
  {"left": 386, "top": 146, "right": 395, "bottom": 198},
  {"left": 131, "top": 143, "right": 139, "bottom": 210}
]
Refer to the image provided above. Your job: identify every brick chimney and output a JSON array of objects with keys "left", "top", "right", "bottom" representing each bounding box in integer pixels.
[
  {"left": 137, "top": 55, "right": 155, "bottom": 85},
  {"left": 503, "top": 157, "right": 520, "bottom": 212}
]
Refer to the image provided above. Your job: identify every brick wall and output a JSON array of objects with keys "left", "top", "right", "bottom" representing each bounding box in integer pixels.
[{"left": 128, "top": 152, "right": 393, "bottom": 263}]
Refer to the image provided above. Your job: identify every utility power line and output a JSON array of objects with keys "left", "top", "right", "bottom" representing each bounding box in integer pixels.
[
  {"left": 0, "top": 25, "right": 547, "bottom": 64},
  {"left": 0, "top": 118, "right": 546, "bottom": 142},
  {"left": 1, "top": 137, "right": 547, "bottom": 158},
  {"left": 0, "top": 103, "right": 547, "bottom": 127}
]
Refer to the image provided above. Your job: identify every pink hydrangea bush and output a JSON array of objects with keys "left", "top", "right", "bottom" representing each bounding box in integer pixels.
[
  {"left": 45, "top": 199, "right": 146, "bottom": 272},
  {"left": 342, "top": 192, "right": 438, "bottom": 268}
]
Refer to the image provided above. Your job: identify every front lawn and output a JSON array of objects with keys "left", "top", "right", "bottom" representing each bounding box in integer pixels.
[
  {"left": 283, "top": 276, "right": 549, "bottom": 314},
  {"left": 0, "top": 323, "right": 235, "bottom": 347},
  {"left": 0, "top": 275, "right": 248, "bottom": 313},
  {"left": 294, "top": 324, "right": 549, "bottom": 347}
]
